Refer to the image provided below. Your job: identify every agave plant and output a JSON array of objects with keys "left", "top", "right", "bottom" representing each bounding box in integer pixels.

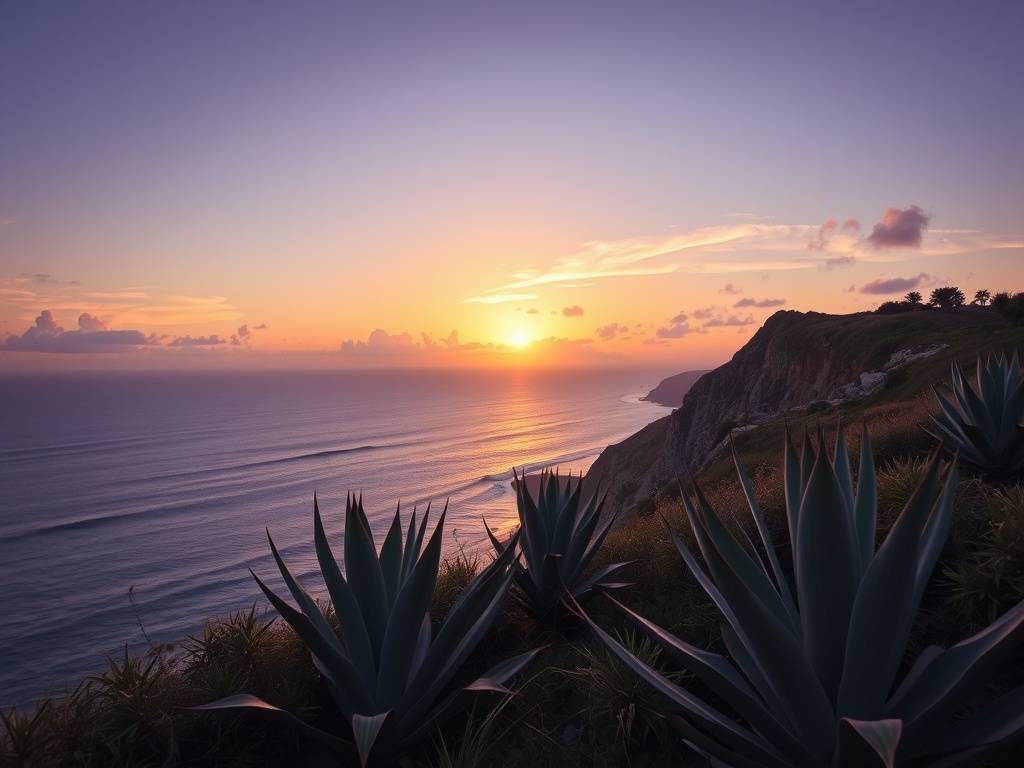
[
  {"left": 580, "top": 425, "right": 1024, "bottom": 766},
  {"left": 927, "top": 351, "right": 1024, "bottom": 478},
  {"left": 484, "top": 468, "right": 629, "bottom": 619},
  {"left": 196, "top": 494, "right": 540, "bottom": 766}
]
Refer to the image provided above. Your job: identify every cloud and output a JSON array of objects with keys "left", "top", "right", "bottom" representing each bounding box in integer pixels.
[
  {"left": 822, "top": 255, "right": 857, "bottom": 270},
  {"left": 718, "top": 283, "right": 742, "bottom": 295},
  {"left": 734, "top": 297, "right": 786, "bottom": 308},
  {"left": 704, "top": 314, "right": 754, "bottom": 328},
  {"left": 596, "top": 322, "right": 629, "bottom": 341},
  {"left": 867, "top": 205, "right": 930, "bottom": 249},
  {"left": 858, "top": 273, "right": 933, "bottom": 295},
  {"left": 463, "top": 293, "right": 539, "bottom": 304},
  {"left": 169, "top": 334, "right": 227, "bottom": 347},
  {"left": 655, "top": 321, "right": 696, "bottom": 338},
  {"left": 253, "top": 323, "right": 268, "bottom": 330},
  {"left": 807, "top": 218, "right": 838, "bottom": 251},
  {"left": 1, "top": 310, "right": 150, "bottom": 353},
  {"left": 692, "top": 307, "right": 716, "bottom": 320},
  {"left": 237, "top": 324, "right": 251, "bottom": 340},
  {"left": 340, "top": 329, "right": 418, "bottom": 356},
  {"left": 843, "top": 218, "right": 861, "bottom": 231},
  {"left": 526, "top": 308, "right": 540, "bottom": 315},
  {"left": 562, "top": 305, "right": 584, "bottom": 317},
  {"left": 669, "top": 311, "right": 688, "bottom": 324}
]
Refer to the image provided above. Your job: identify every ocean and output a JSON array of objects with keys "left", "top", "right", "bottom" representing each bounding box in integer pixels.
[{"left": 0, "top": 368, "right": 672, "bottom": 706}]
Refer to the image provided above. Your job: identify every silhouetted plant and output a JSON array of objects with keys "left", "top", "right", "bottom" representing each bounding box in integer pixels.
[
  {"left": 927, "top": 351, "right": 1024, "bottom": 478},
  {"left": 580, "top": 425, "right": 1024, "bottom": 766},
  {"left": 197, "top": 495, "right": 540, "bottom": 766},
  {"left": 485, "top": 469, "right": 630, "bottom": 620},
  {"left": 929, "top": 286, "right": 966, "bottom": 309}
]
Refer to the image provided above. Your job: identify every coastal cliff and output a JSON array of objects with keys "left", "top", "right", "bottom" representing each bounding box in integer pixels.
[
  {"left": 640, "top": 369, "right": 709, "bottom": 407},
  {"left": 588, "top": 308, "right": 1006, "bottom": 514}
]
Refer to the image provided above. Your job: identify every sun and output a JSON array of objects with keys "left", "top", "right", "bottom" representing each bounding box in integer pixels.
[{"left": 510, "top": 330, "right": 530, "bottom": 349}]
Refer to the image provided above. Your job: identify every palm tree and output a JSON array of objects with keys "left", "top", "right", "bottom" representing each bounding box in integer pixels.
[
  {"left": 904, "top": 291, "right": 922, "bottom": 305},
  {"left": 973, "top": 289, "right": 991, "bottom": 306}
]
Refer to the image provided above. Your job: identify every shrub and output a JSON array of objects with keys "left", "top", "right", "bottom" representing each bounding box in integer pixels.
[
  {"left": 929, "top": 286, "right": 966, "bottom": 309},
  {"left": 581, "top": 425, "right": 1024, "bottom": 766}
]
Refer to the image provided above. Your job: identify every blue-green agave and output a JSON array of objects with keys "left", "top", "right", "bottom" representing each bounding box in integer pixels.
[
  {"left": 485, "top": 468, "right": 629, "bottom": 619},
  {"left": 196, "top": 495, "right": 540, "bottom": 766},
  {"left": 580, "top": 425, "right": 1024, "bottom": 766},
  {"left": 927, "top": 351, "right": 1024, "bottom": 478}
]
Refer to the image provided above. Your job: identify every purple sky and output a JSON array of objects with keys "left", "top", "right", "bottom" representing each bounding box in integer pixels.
[{"left": 1, "top": 1, "right": 1022, "bottom": 368}]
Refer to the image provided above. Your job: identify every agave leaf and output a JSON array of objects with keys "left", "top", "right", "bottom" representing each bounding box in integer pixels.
[
  {"left": 266, "top": 529, "right": 340, "bottom": 654},
  {"left": 379, "top": 504, "right": 404, "bottom": 607},
  {"left": 673, "top": 508, "right": 836, "bottom": 760},
  {"left": 833, "top": 421, "right": 855, "bottom": 519},
  {"left": 251, "top": 570, "right": 371, "bottom": 714},
  {"left": 912, "top": 461, "right": 957, "bottom": 608},
  {"left": 400, "top": 507, "right": 419, "bottom": 580},
  {"left": 578, "top": 606, "right": 792, "bottom": 768},
  {"left": 720, "top": 622, "right": 792, "bottom": 731},
  {"left": 352, "top": 711, "right": 390, "bottom": 768},
  {"left": 838, "top": 448, "right": 945, "bottom": 718},
  {"left": 191, "top": 694, "right": 350, "bottom": 751},
  {"left": 693, "top": 480, "right": 798, "bottom": 635},
  {"left": 396, "top": 566, "right": 515, "bottom": 732},
  {"left": 853, "top": 422, "right": 877, "bottom": 570},
  {"left": 376, "top": 506, "right": 446, "bottom": 708},
  {"left": 406, "top": 613, "right": 431, "bottom": 688},
  {"left": 397, "top": 535, "right": 520, "bottom": 711},
  {"left": 607, "top": 595, "right": 816, "bottom": 766},
  {"left": 345, "top": 495, "right": 390, "bottom": 661},
  {"left": 833, "top": 718, "right": 901, "bottom": 768},
  {"left": 482, "top": 516, "right": 508, "bottom": 556},
  {"left": 551, "top": 473, "right": 583, "bottom": 554},
  {"left": 783, "top": 425, "right": 802, "bottom": 552},
  {"left": 917, "top": 686, "right": 1024, "bottom": 766},
  {"left": 397, "top": 647, "right": 542, "bottom": 751},
  {"left": 888, "top": 599, "right": 1024, "bottom": 751},
  {"left": 312, "top": 498, "right": 376, "bottom": 690},
  {"left": 464, "top": 646, "right": 544, "bottom": 694},
  {"left": 669, "top": 714, "right": 776, "bottom": 768},
  {"left": 794, "top": 441, "right": 860, "bottom": 703},
  {"left": 887, "top": 645, "right": 943, "bottom": 705},
  {"left": 731, "top": 440, "right": 800, "bottom": 629},
  {"left": 562, "top": 493, "right": 610, "bottom": 583},
  {"left": 573, "top": 561, "right": 632, "bottom": 597}
]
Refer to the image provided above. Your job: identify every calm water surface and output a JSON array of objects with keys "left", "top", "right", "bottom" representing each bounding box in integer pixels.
[{"left": 0, "top": 368, "right": 671, "bottom": 705}]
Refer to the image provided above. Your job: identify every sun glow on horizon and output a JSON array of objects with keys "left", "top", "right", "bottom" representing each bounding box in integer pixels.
[{"left": 510, "top": 329, "right": 531, "bottom": 349}]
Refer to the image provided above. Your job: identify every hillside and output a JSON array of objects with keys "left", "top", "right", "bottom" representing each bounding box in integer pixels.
[
  {"left": 640, "top": 368, "right": 709, "bottom": 407},
  {"left": 588, "top": 307, "right": 1024, "bottom": 514}
]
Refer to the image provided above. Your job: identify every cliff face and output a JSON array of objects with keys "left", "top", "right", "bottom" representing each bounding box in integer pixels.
[
  {"left": 641, "top": 369, "right": 709, "bottom": 407},
  {"left": 587, "top": 308, "right": 996, "bottom": 514}
]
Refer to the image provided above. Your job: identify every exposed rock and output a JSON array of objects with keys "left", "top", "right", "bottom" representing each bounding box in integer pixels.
[{"left": 586, "top": 310, "right": 977, "bottom": 515}]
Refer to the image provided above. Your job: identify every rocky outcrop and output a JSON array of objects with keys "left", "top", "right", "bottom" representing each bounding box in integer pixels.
[
  {"left": 641, "top": 369, "right": 710, "bottom": 407},
  {"left": 587, "top": 309, "right": 988, "bottom": 515}
]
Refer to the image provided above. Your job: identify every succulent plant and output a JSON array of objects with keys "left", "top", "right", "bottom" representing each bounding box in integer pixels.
[
  {"left": 485, "top": 468, "right": 630, "bottom": 619},
  {"left": 580, "top": 425, "right": 1024, "bottom": 766},
  {"left": 927, "top": 351, "right": 1024, "bottom": 478},
  {"left": 196, "top": 494, "right": 540, "bottom": 766}
]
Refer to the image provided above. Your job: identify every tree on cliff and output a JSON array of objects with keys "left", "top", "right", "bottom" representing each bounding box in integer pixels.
[
  {"left": 904, "top": 291, "right": 922, "bottom": 305},
  {"left": 973, "top": 289, "right": 992, "bottom": 306},
  {"left": 929, "top": 286, "right": 966, "bottom": 309}
]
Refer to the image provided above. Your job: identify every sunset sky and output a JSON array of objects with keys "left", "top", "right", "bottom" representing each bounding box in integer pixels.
[{"left": 2, "top": 1, "right": 1022, "bottom": 369}]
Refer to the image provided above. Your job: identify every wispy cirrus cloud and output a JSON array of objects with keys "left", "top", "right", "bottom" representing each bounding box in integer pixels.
[{"left": 463, "top": 212, "right": 1020, "bottom": 305}]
